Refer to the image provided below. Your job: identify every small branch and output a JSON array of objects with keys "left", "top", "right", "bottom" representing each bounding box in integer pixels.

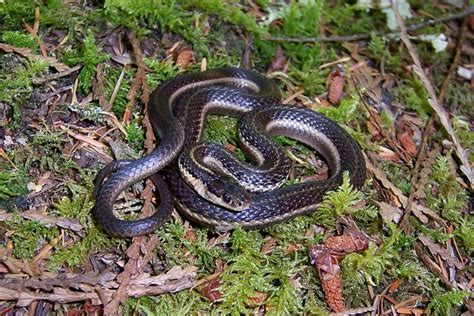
[
  {"left": 399, "top": 4, "right": 471, "bottom": 234},
  {"left": 391, "top": 0, "right": 474, "bottom": 190},
  {"left": 0, "top": 43, "right": 70, "bottom": 72},
  {"left": 266, "top": 7, "right": 474, "bottom": 43},
  {"left": 399, "top": 117, "right": 434, "bottom": 234},
  {"left": 438, "top": 11, "right": 470, "bottom": 103},
  {"left": 0, "top": 266, "right": 196, "bottom": 307},
  {"left": 0, "top": 211, "right": 83, "bottom": 233},
  {"left": 123, "top": 31, "right": 148, "bottom": 124},
  {"left": 0, "top": 286, "right": 100, "bottom": 307},
  {"left": 32, "top": 65, "right": 81, "bottom": 84}
]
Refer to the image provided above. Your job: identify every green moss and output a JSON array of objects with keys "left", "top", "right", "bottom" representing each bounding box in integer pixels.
[
  {"left": 2, "top": 31, "right": 37, "bottom": 49},
  {"left": 0, "top": 0, "right": 72, "bottom": 31},
  {"left": 318, "top": 94, "right": 360, "bottom": 123},
  {"left": 4, "top": 213, "right": 58, "bottom": 259},
  {"left": 104, "top": 0, "right": 264, "bottom": 48},
  {"left": 393, "top": 79, "right": 432, "bottom": 119},
  {"left": 312, "top": 172, "right": 375, "bottom": 228},
  {"left": 145, "top": 59, "right": 180, "bottom": 88},
  {"left": 265, "top": 215, "right": 324, "bottom": 246},
  {"left": 342, "top": 224, "right": 403, "bottom": 287},
  {"left": 125, "top": 120, "right": 145, "bottom": 151},
  {"left": 427, "top": 287, "right": 469, "bottom": 316},
  {"left": 444, "top": 82, "right": 474, "bottom": 119},
  {"left": 184, "top": 0, "right": 264, "bottom": 36},
  {"left": 100, "top": 65, "right": 135, "bottom": 118},
  {"left": 159, "top": 221, "right": 224, "bottom": 273},
  {"left": 64, "top": 31, "right": 110, "bottom": 94},
  {"left": 202, "top": 116, "right": 238, "bottom": 145},
  {"left": 124, "top": 291, "right": 211, "bottom": 315},
  {"left": 220, "top": 227, "right": 269, "bottom": 313},
  {"left": 326, "top": 1, "right": 386, "bottom": 35},
  {"left": 202, "top": 116, "right": 245, "bottom": 161},
  {"left": 0, "top": 0, "right": 37, "bottom": 30},
  {"left": 380, "top": 161, "right": 412, "bottom": 195},
  {"left": 0, "top": 59, "right": 48, "bottom": 124},
  {"left": 413, "top": 221, "right": 452, "bottom": 244},
  {"left": 0, "top": 169, "right": 28, "bottom": 202},
  {"left": 394, "top": 261, "right": 429, "bottom": 281},
  {"left": 104, "top": 0, "right": 203, "bottom": 41},
  {"left": 452, "top": 116, "right": 473, "bottom": 161},
  {"left": 454, "top": 218, "right": 474, "bottom": 254},
  {"left": 48, "top": 171, "right": 119, "bottom": 269},
  {"left": 23, "top": 130, "right": 77, "bottom": 174},
  {"left": 425, "top": 154, "right": 468, "bottom": 224},
  {"left": 265, "top": 254, "right": 303, "bottom": 315}
]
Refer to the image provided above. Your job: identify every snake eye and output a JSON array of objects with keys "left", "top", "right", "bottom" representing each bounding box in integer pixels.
[{"left": 223, "top": 194, "right": 232, "bottom": 204}]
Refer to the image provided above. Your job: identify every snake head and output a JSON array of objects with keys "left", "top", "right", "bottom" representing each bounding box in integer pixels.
[{"left": 205, "top": 177, "right": 251, "bottom": 212}]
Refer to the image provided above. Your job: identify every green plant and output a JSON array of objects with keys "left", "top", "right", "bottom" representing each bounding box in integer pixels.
[
  {"left": 0, "top": 59, "right": 48, "bottom": 123},
  {"left": 0, "top": 169, "right": 28, "bottom": 201},
  {"left": 393, "top": 79, "right": 432, "bottom": 119},
  {"left": 426, "top": 154, "right": 467, "bottom": 224},
  {"left": 159, "top": 221, "right": 224, "bottom": 273},
  {"left": 0, "top": 0, "right": 72, "bottom": 31},
  {"left": 64, "top": 31, "right": 110, "bottom": 94},
  {"left": 125, "top": 120, "right": 145, "bottom": 151},
  {"left": 454, "top": 218, "right": 473, "bottom": 253},
  {"left": 4, "top": 214, "right": 58, "bottom": 259},
  {"left": 124, "top": 290, "right": 211, "bottom": 315},
  {"left": 145, "top": 59, "right": 180, "bottom": 88},
  {"left": 394, "top": 261, "right": 429, "bottom": 281},
  {"left": 2, "top": 31, "right": 37, "bottom": 49},
  {"left": 427, "top": 288, "right": 469, "bottom": 316},
  {"left": 312, "top": 172, "right": 374, "bottom": 227},
  {"left": 104, "top": 0, "right": 203, "bottom": 41},
  {"left": 265, "top": 254, "right": 304, "bottom": 315},
  {"left": 220, "top": 227, "right": 269, "bottom": 313},
  {"left": 342, "top": 224, "right": 402, "bottom": 286},
  {"left": 48, "top": 172, "right": 118, "bottom": 268}
]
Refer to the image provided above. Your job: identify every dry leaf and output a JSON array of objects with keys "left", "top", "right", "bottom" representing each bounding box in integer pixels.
[
  {"left": 365, "top": 156, "right": 406, "bottom": 207},
  {"left": 396, "top": 123, "right": 418, "bottom": 156},
  {"left": 176, "top": 48, "right": 195, "bottom": 69},
  {"left": 327, "top": 65, "right": 346, "bottom": 105},
  {"left": 268, "top": 46, "right": 287, "bottom": 73},
  {"left": 396, "top": 307, "right": 425, "bottom": 315},
  {"left": 418, "top": 235, "right": 463, "bottom": 269},
  {"left": 377, "top": 202, "right": 403, "bottom": 223},
  {"left": 198, "top": 278, "right": 222, "bottom": 302},
  {"left": 0, "top": 43, "right": 70, "bottom": 72},
  {"left": 261, "top": 237, "right": 276, "bottom": 254}
]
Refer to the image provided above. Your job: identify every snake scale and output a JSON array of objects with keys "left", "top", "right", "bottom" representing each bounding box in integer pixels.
[{"left": 93, "top": 68, "right": 366, "bottom": 237}]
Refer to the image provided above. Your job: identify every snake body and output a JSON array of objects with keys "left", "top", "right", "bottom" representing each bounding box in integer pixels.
[{"left": 93, "top": 68, "right": 366, "bottom": 237}]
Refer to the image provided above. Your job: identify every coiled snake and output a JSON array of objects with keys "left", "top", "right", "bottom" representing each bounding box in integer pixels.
[{"left": 93, "top": 68, "right": 366, "bottom": 237}]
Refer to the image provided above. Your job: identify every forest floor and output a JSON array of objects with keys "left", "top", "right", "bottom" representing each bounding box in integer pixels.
[{"left": 0, "top": 1, "right": 473, "bottom": 315}]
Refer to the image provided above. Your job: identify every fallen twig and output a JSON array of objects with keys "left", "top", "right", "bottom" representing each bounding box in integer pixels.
[
  {"left": 22, "top": 8, "right": 48, "bottom": 58},
  {"left": 391, "top": 0, "right": 474, "bottom": 190},
  {"left": 0, "top": 266, "right": 196, "bottom": 307},
  {"left": 0, "top": 43, "right": 70, "bottom": 72},
  {"left": 58, "top": 124, "right": 108, "bottom": 150},
  {"left": 398, "top": 116, "right": 434, "bottom": 234},
  {"left": 266, "top": 7, "right": 474, "bottom": 43},
  {"left": 33, "top": 65, "right": 81, "bottom": 85},
  {"left": 438, "top": 10, "right": 470, "bottom": 103},
  {"left": 123, "top": 31, "right": 148, "bottom": 123},
  {"left": 0, "top": 286, "right": 100, "bottom": 307},
  {"left": 0, "top": 211, "right": 83, "bottom": 233}
]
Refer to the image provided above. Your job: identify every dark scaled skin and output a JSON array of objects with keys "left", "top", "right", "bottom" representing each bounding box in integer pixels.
[
  {"left": 93, "top": 68, "right": 366, "bottom": 236},
  {"left": 93, "top": 68, "right": 281, "bottom": 237}
]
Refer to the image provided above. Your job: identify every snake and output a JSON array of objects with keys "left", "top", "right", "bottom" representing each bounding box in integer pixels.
[{"left": 93, "top": 68, "right": 366, "bottom": 237}]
